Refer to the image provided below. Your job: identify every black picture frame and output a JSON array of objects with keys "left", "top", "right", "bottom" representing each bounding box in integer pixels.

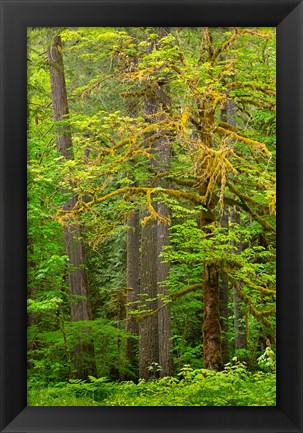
[{"left": 0, "top": 0, "right": 302, "bottom": 432}]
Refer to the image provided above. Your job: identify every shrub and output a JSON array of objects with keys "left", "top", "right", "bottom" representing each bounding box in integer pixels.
[{"left": 28, "top": 361, "right": 276, "bottom": 406}]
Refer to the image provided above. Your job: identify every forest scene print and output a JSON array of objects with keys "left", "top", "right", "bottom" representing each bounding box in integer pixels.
[{"left": 27, "top": 27, "right": 276, "bottom": 406}]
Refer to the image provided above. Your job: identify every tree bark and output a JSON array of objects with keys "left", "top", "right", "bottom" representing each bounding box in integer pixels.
[
  {"left": 139, "top": 209, "right": 159, "bottom": 379},
  {"left": 138, "top": 91, "right": 160, "bottom": 379},
  {"left": 126, "top": 209, "right": 140, "bottom": 373},
  {"left": 200, "top": 198, "right": 222, "bottom": 370},
  {"left": 153, "top": 61, "right": 173, "bottom": 377},
  {"left": 157, "top": 172, "right": 173, "bottom": 377},
  {"left": 124, "top": 73, "right": 140, "bottom": 377},
  {"left": 198, "top": 78, "right": 223, "bottom": 369},
  {"left": 48, "top": 35, "right": 96, "bottom": 379},
  {"left": 139, "top": 31, "right": 173, "bottom": 379}
]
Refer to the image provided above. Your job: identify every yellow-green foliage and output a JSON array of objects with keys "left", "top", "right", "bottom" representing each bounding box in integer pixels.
[{"left": 28, "top": 361, "right": 276, "bottom": 407}]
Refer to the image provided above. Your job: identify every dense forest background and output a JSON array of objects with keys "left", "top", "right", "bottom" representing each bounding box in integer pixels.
[{"left": 27, "top": 27, "right": 276, "bottom": 406}]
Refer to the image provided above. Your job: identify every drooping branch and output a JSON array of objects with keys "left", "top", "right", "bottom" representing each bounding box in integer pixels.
[
  {"left": 227, "top": 182, "right": 276, "bottom": 233},
  {"left": 148, "top": 168, "right": 198, "bottom": 188},
  {"left": 211, "top": 28, "right": 272, "bottom": 64},
  {"left": 60, "top": 186, "right": 207, "bottom": 218},
  {"left": 216, "top": 125, "right": 271, "bottom": 156},
  {"left": 211, "top": 28, "right": 242, "bottom": 62},
  {"left": 225, "top": 81, "right": 275, "bottom": 96},
  {"left": 239, "top": 275, "right": 275, "bottom": 297},
  {"left": 133, "top": 283, "right": 204, "bottom": 322},
  {"left": 229, "top": 278, "right": 276, "bottom": 339}
]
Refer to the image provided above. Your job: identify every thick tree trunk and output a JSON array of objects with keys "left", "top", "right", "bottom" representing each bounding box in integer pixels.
[
  {"left": 48, "top": 37, "right": 73, "bottom": 159},
  {"left": 139, "top": 92, "right": 159, "bottom": 381},
  {"left": 155, "top": 133, "right": 173, "bottom": 377},
  {"left": 139, "top": 208, "right": 159, "bottom": 379},
  {"left": 138, "top": 29, "right": 173, "bottom": 379},
  {"left": 48, "top": 36, "right": 96, "bottom": 379},
  {"left": 203, "top": 264, "right": 222, "bottom": 369},
  {"left": 198, "top": 91, "right": 223, "bottom": 370},
  {"left": 126, "top": 209, "right": 140, "bottom": 372},
  {"left": 157, "top": 198, "right": 173, "bottom": 377},
  {"left": 62, "top": 213, "right": 91, "bottom": 322},
  {"left": 125, "top": 81, "right": 140, "bottom": 376},
  {"left": 200, "top": 201, "right": 222, "bottom": 370},
  {"left": 199, "top": 192, "right": 223, "bottom": 370}
]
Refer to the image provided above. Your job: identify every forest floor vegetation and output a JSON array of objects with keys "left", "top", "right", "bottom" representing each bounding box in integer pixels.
[{"left": 28, "top": 362, "right": 276, "bottom": 407}]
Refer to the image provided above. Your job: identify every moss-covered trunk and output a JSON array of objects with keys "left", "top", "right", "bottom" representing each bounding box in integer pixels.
[{"left": 200, "top": 201, "right": 223, "bottom": 370}]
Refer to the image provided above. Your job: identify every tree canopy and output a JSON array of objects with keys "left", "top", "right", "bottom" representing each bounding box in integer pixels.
[{"left": 27, "top": 26, "right": 276, "bottom": 406}]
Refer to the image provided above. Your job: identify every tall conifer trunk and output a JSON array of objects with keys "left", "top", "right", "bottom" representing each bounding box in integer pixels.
[
  {"left": 156, "top": 139, "right": 173, "bottom": 378},
  {"left": 139, "top": 212, "right": 159, "bottom": 379},
  {"left": 154, "top": 28, "right": 173, "bottom": 378},
  {"left": 138, "top": 29, "right": 173, "bottom": 379},
  {"left": 48, "top": 35, "right": 96, "bottom": 379},
  {"left": 139, "top": 93, "right": 160, "bottom": 380},
  {"left": 126, "top": 208, "right": 140, "bottom": 372},
  {"left": 125, "top": 89, "right": 140, "bottom": 375}
]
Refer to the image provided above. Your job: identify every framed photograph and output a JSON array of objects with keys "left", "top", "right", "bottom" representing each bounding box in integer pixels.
[{"left": 1, "top": 0, "right": 302, "bottom": 432}]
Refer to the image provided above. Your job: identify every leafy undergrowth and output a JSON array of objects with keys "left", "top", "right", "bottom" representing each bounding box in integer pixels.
[{"left": 28, "top": 362, "right": 276, "bottom": 407}]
